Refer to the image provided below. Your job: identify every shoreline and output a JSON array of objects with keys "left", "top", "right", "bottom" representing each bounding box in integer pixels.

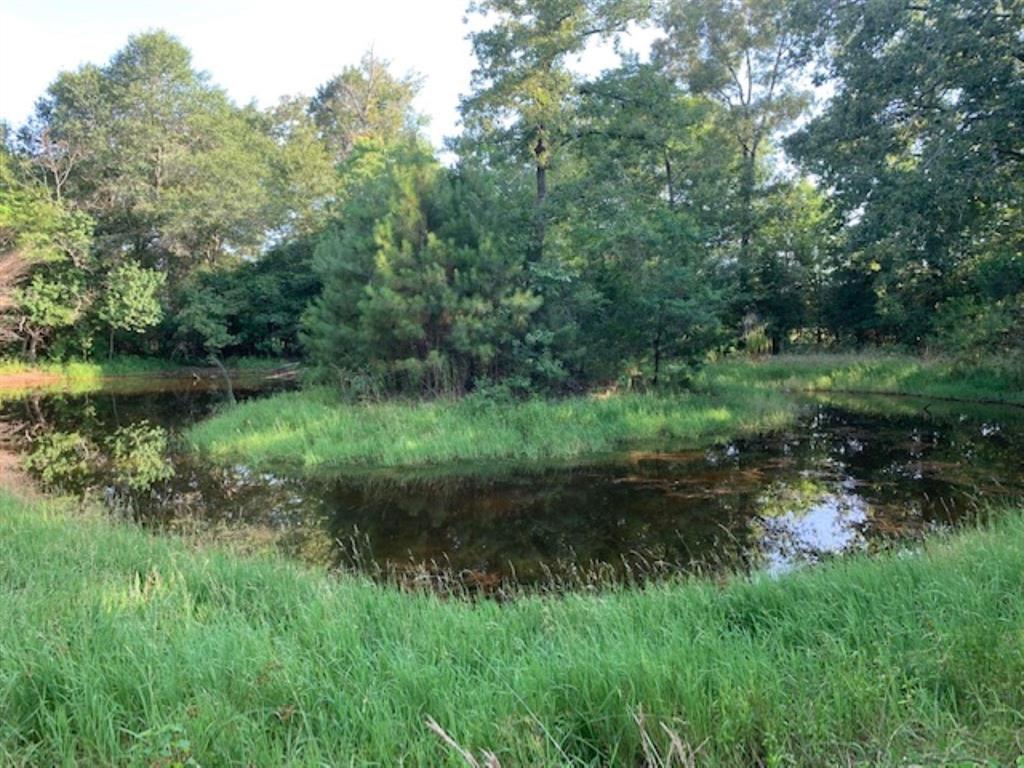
[{"left": 0, "top": 360, "right": 298, "bottom": 394}]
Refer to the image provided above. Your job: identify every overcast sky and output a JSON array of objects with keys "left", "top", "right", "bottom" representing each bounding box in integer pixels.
[{"left": 0, "top": 0, "right": 658, "bottom": 149}]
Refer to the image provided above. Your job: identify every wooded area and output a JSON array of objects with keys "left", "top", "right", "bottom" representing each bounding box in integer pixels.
[{"left": 1, "top": 0, "right": 1020, "bottom": 394}]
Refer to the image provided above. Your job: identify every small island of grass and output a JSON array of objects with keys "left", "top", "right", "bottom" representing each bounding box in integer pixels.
[
  {"left": 187, "top": 354, "right": 1024, "bottom": 474},
  {"left": 187, "top": 384, "right": 797, "bottom": 472}
]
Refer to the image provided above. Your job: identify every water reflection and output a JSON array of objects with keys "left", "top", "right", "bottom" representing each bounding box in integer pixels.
[
  {"left": 2, "top": 382, "right": 1023, "bottom": 589},
  {"left": 754, "top": 487, "right": 869, "bottom": 573}
]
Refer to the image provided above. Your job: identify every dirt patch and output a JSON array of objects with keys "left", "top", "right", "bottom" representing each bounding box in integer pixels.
[{"left": 0, "top": 372, "right": 69, "bottom": 391}]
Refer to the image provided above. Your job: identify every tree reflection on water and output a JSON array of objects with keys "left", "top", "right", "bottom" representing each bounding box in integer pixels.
[{"left": 3, "top": 383, "right": 1023, "bottom": 591}]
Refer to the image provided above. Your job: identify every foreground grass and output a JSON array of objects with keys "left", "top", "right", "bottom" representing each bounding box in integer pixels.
[
  {"left": 2, "top": 491, "right": 1023, "bottom": 765},
  {"left": 700, "top": 353, "right": 1024, "bottom": 406},
  {"left": 187, "top": 387, "right": 796, "bottom": 472}
]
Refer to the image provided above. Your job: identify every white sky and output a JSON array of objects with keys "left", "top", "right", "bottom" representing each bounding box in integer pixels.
[{"left": 0, "top": 0, "right": 658, "bottom": 150}]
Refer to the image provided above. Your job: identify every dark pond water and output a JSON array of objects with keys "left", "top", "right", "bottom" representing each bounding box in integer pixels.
[{"left": 3, "top": 378, "right": 1023, "bottom": 589}]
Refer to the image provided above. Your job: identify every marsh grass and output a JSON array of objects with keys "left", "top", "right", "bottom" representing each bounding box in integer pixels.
[
  {"left": 187, "top": 353, "right": 1023, "bottom": 474},
  {"left": 187, "top": 387, "right": 797, "bottom": 472},
  {"left": 699, "top": 353, "right": 1024, "bottom": 405},
  {"left": 2, "top": 491, "right": 1023, "bottom": 765}
]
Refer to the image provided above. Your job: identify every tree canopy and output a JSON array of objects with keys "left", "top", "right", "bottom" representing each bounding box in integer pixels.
[{"left": 2, "top": 2, "right": 1020, "bottom": 386}]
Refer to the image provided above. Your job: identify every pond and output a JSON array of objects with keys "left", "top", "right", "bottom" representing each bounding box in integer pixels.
[{"left": 3, "top": 376, "right": 1023, "bottom": 591}]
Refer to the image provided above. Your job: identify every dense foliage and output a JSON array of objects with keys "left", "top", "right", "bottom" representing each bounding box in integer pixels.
[{"left": 1, "top": 0, "right": 1021, "bottom": 391}]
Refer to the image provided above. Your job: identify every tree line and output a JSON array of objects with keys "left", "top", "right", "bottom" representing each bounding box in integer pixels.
[{"left": 1, "top": 0, "right": 1020, "bottom": 393}]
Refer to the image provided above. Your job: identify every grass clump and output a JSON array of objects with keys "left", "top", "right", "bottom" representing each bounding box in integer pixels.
[
  {"left": 187, "top": 387, "right": 796, "bottom": 472},
  {"left": 700, "top": 353, "right": 1024, "bottom": 405},
  {"left": 2, "top": 490, "right": 1024, "bottom": 765}
]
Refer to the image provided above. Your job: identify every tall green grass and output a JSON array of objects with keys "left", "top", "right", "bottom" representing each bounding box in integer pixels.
[
  {"left": 188, "top": 354, "right": 1023, "bottom": 473},
  {"left": 700, "top": 353, "right": 1024, "bottom": 405},
  {"left": 187, "top": 387, "right": 797, "bottom": 472},
  {"left": 2, "top": 490, "right": 1023, "bottom": 765}
]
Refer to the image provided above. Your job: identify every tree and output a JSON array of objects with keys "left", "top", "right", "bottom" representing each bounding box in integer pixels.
[
  {"left": 22, "top": 31, "right": 281, "bottom": 275},
  {"left": 461, "top": 0, "right": 644, "bottom": 259},
  {"left": 654, "top": 0, "right": 811, "bottom": 277},
  {"left": 746, "top": 179, "right": 831, "bottom": 349},
  {"left": 303, "top": 140, "right": 543, "bottom": 393},
  {"left": 787, "top": 0, "right": 1024, "bottom": 347},
  {"left": 172, "top": 238, "right": 321, "bottom": 359},
  {"left": 0, "top": 147, "right": 94, "bottom": 359},
  {"left": 172, "top": 273, "right": 238, "bottom": 359},
  {"left": 263, "top": 96, "right": 338, "bottom": 238},
  {"left": 309, "top": 52, "right": 423, "bottom": 164},
  {"left": 556, "top": 64, "right": 733, "bottom": 383},
  {"left": 231, "top": 239, "right": 322, "bottom": 357},
  {"left": 98, "top": 262, "right": 165, "bottom": 357}
]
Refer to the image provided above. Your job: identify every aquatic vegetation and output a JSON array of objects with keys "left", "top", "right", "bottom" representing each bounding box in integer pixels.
[
  {"left": 2, "top": 490, "right": 1023, "bottom": 765},
  {"left": 186, "top": 387, "right": 797, "bottom": 471}
]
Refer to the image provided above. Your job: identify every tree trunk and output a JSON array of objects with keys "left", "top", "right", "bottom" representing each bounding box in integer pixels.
[
  {"left": 652, "top": 320, "right": 664, "bottom": 387},
  {"left": 739, "top": 146, "right": 756, "bottom": 273},
  {"left": 109, "top": 328, "right": 115, "bottom": 360},
  {"left": 652, "top": 336, "right": 662, "bottom": 387},
  {"left": 536, "top": 161, "right": 547, "bottom": 205},
  {"left": 208, "top": 354, "right": 236, "bottom": 407},
  {"left": 664, "top": 149, "right": 675, "bottom": 209},
  {"left": 531, "top": 127, "right": 549, "bottom": 262}
]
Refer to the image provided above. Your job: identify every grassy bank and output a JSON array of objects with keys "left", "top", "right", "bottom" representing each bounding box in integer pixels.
[
  {"left": 0, "top": 355, "right": 287, "bottom": 380},
  {"left": 187, "top": 387, "right": 797, "bottom": 472},
  {"left": 2, "top": 490, "right": 1023, "bottom": 765},
  {"left": 700, "top": 353, "right": 1024, "bottom": 406},
  {"left": 0, "top": 356, "right": 289, "bottom": 398},
  {"left": 0, "top": 356, "right": 187, "bottom": 380}
]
